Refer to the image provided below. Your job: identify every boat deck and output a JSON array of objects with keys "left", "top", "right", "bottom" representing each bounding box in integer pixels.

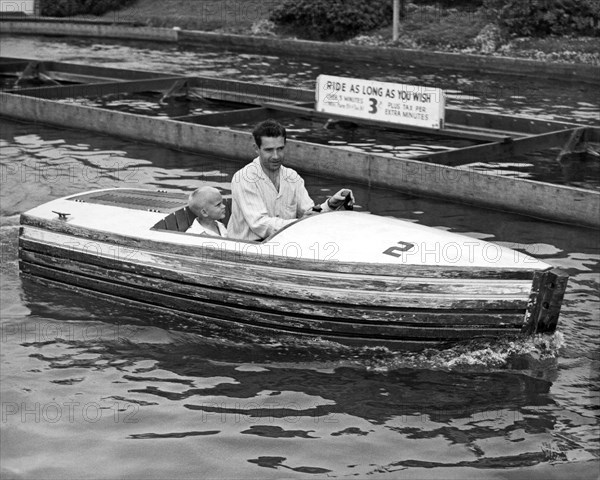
[{"left": 70, "top": 189, "right": 188, "bottom": 213}]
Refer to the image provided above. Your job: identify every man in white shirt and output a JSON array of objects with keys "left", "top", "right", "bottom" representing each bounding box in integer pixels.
[
  {"left": 228, "top": 119, "right": 354, "bottom": 241},
  {"left": 186, "top": 186, "right": 228, "bottom": 236}
]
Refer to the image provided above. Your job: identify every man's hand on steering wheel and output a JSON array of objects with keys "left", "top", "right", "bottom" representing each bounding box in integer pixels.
[{"left": 327, "top": 188, "right": 355, "bottom": 210}]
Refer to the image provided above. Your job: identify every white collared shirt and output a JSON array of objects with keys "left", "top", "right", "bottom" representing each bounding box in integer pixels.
[
  {"left": 228, "top": 157, "right": 326, "bottom": 241},
  {"left": 186, "top": 219, "right": 228, "bottom": 237}
]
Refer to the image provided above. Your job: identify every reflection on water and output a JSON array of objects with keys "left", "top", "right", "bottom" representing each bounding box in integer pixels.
[
  {"left": 55, "top": 93, "right": 251, "bottom": 118},
  {"left": 456, "top": 150, "right": 600, "bottom": 190},
  {"left": 4, "top": 278, "right": 574, "bottom": 478}
]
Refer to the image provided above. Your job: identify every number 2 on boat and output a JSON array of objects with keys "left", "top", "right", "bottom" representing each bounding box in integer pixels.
[{"left": 383, "top": 241, "right": 415, "bottom": 258}]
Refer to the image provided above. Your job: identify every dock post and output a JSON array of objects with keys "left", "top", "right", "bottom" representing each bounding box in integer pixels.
[
  {"left": 393, "top": 0, "right": 400, "bottom": 42},
  {"left": 556, "top": 127, "right": 586, "bottom": 163}
]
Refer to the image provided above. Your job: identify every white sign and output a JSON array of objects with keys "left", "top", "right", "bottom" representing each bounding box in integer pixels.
[
  {"left": 0, "top": 0, "right": 35, "bottom": 14},
  {"left": 315, "top": 74, "right": 445, "bottom": 129}
]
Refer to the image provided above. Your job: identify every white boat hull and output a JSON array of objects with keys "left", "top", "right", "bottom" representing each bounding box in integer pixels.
[{"left": 18, "top": 188, "right": 568, "bottom": 348}]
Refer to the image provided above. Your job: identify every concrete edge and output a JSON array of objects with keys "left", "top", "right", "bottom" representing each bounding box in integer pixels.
[
  {"left": 1, "top": 19, "right": 598, "bottom": 85},
  {"left": 179, "top": 30, "right": 600, "bottom": 85},
  {"left": 0, "top": 19, "right": 178, "bottom": 42}
]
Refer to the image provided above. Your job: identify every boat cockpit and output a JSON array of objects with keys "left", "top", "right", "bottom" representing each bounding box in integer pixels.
[{"left": 152, "top": 206, "right": 197, "bottom": 233}]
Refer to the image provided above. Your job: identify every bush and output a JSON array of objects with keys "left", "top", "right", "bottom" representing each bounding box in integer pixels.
[
  {"left": 411, "top": 0, "right": 483, "bottom": 7},
  {"left": 41, "top": 0, "right": 136, "bottom": 17},
  {"left": 269, "top": 0, "right": 393, "bottom": 40},
  {"left": 481, "top": 0, "right": 507, "bottom": 18},
  {"left": 41, "top": 0, "right": 82, "bottom": 16},
  {"left": 498, "top": 0, "right": 600, "bottom": 37},
  {"left": 400, "top": 6, "right": 487, "bottom": 48}
]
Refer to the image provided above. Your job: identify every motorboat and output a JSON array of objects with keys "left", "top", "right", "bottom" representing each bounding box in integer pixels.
[{"left": 18, "top": 188, "right": 568, "bottom": 348}]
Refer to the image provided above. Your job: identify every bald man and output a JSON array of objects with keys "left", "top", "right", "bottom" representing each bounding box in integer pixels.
[{"left": 186, "top": 186, "right": 228, "bottom": 237}]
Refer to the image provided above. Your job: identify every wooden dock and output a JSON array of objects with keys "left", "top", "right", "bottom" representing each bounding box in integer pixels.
[{"left": 1, "top": 57, "right": 598, "bottom": 229}]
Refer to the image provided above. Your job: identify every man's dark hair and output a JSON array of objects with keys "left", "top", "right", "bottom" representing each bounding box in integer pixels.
[{"left": 252, "top": 119, "right": 286, "bottom": 147}]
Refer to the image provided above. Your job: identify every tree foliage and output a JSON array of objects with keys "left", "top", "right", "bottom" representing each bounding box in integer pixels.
[
  {"left": 486, "top": 0, "right": 600, "bottom": 36},
  {"left": 41, "top": 0, "right": 136, "bottom": 17},
  {"left": 269, "top": 0, "right": 393, "bottom": 40},
  {"left": 411, "top": 0, "right": 483, "bottom": 7}
]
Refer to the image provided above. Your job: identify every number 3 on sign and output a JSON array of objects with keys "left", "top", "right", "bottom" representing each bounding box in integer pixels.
[
  {"left": 383, "top": 241, "right": 415, "bottom": 258},
  {"left": 368, "top": 98, "right": 378, "bottom": 114}
]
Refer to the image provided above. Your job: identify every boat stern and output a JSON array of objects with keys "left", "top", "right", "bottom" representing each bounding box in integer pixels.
[{"left": 523, "top": 268, "right": 569, "bottom": 334}]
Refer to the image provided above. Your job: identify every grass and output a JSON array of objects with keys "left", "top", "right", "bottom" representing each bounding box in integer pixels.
[
  {"left": 90, "top": 0, "right": 276, "bottom": 32},
  {"left": 347, "top": 5, "right": 599, "bottom": 65},
  {"left": 386, "top": 5, "right": 489, "bottom": 49},
  {"left": 81, "top": 0, "right": 599, "bottom": 65},
  {"left": 491, "top": 35, "right": 598, "bottom": 65}
]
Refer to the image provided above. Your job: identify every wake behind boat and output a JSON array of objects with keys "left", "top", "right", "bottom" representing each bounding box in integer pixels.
[{"left": 18, "top": 188, "right": 568, "bottom": 349}]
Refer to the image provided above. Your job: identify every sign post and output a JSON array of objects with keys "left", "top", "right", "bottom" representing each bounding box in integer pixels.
[{"left": 393, "top": 0, "right": 400, "bottom": 42}]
